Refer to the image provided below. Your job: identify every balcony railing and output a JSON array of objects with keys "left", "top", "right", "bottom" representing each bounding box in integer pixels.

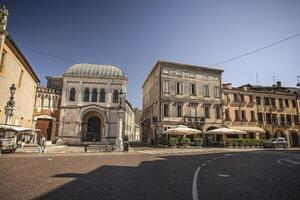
[{"left": 184, "top": 116, "right": 205, "bottom": 123}]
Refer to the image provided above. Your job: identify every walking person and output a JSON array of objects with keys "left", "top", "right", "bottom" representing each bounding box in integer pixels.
[{"left": 38, "top": 134, "right": 46, "bottom": 155}]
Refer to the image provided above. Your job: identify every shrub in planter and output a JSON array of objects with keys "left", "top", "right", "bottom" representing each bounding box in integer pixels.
[
  {"left": 169, "top": 138, "right": 178, "bottom": 147},
  {"left": 193, "top": 138, "right": 203, "bottom": 146},
  {"left": 237, "top": 139, "right": 244, "bottom": 147},
  {"left": 182, "top": 138, "right": 191, "bottom": 147},
  {"left": 159, "top": 137, "right": 168, "bottom": 146}
]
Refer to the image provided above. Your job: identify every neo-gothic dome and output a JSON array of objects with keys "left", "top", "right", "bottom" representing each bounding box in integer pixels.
[{"left": 65, "top": 63, "right": 124, "bottom": 78}]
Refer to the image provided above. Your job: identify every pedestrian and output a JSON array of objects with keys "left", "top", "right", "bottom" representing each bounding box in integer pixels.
[{"left": 38, "top": 134, "right": 46, "bottom": 155}]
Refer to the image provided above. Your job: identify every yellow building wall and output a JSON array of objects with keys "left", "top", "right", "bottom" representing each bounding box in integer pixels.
[{"left": 0, "top": 42, "right": 38, "bottom": 128}]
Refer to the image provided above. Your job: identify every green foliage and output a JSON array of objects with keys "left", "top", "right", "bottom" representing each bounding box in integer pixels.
[
  {"left": 193, "top": 138, "right": 203, "bottom": 146},
  {"left": 225, "top": 138, "right": 265, "bottom": 148},
  {"left": 159, "top": 137, "right": 168, "bottom": 146},
  {"left": 182, "top": 138, "right": 191, "bottom": 146},
  {"left": 169, "top": 137, "right": 178, "bottom": 146}
]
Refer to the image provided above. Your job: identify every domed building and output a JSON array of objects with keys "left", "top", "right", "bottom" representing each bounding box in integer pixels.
[{"left": 57, "top": 63, "right": 128, "bottom": 146}]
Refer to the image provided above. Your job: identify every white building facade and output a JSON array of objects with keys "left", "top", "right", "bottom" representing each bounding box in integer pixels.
[{"left": 57, "top": 64, "right": 127, "bottom": 145}]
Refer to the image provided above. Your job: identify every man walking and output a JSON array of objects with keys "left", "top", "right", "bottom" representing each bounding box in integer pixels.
[{"left": 38, "top": 134, "right": 46, "bottom": 155}]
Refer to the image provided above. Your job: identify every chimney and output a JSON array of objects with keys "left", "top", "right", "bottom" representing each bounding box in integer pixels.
[
  {"left": 276, "top": 81, "right": 282, "bottom": 87},
  {"left": 223, "top": 83, "right": 232, "bottom": 89}
]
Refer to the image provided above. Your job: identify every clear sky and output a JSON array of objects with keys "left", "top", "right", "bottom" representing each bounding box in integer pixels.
[{"left": 5, "top": 0, "right": 300, "bottom": 108}]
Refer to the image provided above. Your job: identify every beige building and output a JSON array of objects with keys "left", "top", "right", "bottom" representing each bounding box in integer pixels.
[
  {"left": 0, "top": 5, "right": 39, "bottom": 128},
  {"left": 57, "top": 64, "right": 128, "bottom": 146},
  {"left": 142, "top": 60, "right": 223, "bottom": 143},
  {"left": 125, "top": 100, "right": 140, "bottom": 141},
  {"left": 223, "top": 82, "right": 300, "bottom": 147}
]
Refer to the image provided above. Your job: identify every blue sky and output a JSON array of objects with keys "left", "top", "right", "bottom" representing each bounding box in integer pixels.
[{"left": 6, "top": 0, "right": 300, "bottom": 108}]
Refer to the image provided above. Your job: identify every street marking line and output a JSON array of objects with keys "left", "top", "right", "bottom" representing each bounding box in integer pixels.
[
  {"left": 218, "top": 174, "right": 230, "bottom": 178},
  {"left": 207, "top": 160, "right": 212, "bottom": 163},
  {"left": 192, "top": 167, "right": 201, "bottom": 200},
  {"left": 284, "top": 159, "right": 300, "bottom": 165},
  {"left": 201, "top": 163, "right": 206, "bottom": 167}
]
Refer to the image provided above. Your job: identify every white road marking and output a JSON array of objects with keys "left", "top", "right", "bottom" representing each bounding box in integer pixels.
[
  {"left": 218, "top": 174, "right": 230, "bottom": 178},
  {"left": 47, "top": 158, "right": 53, "bottom": 161},
  {"left": 201, "top": 163, "right": 206, "bottom": 167},
  {"left": 207, "top": 160, "right": 212, "bottom": 163},
  {"left": 192, "top": 167, "right": 201, "bottom": 200}
]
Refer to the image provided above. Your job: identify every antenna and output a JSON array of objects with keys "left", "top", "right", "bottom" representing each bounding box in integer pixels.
[
  {"left": 297, "top": 75, "right": 300, "bottom": 88},
  {"left": 272, "top": 75, "right": 276, "bottom": 85}
]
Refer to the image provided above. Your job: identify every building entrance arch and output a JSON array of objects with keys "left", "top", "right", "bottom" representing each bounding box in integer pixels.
[{"left": 80, "top": 109, "right": 107, "bottom": 142}]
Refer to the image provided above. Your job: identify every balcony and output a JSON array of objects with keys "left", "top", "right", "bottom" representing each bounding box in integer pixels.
[{"left": 183, "top": 116, "right": 205, "bottom": 124}]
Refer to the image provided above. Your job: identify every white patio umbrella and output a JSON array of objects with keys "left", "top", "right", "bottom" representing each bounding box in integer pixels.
[
  {"left": 203, "top": 127, "right": 247, "bottom": 135},
  {"left": 162, "top": 125, "right": 202, "bottom": 136}
]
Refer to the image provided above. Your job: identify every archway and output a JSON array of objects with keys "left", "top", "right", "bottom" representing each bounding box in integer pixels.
[
  {"left": 275, "top": 130, "right": 284, "bottom": 138},
  {"left": 81, "top": 111, "right": 104, "bottom": 142},
  {"left": 85, "top": 116, "right": 101, "bottom": 142}
]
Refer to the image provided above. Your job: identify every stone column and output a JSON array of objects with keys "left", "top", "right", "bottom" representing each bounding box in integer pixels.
[{"left": 117, "top": 109, "right": 125, "bottom": 151}]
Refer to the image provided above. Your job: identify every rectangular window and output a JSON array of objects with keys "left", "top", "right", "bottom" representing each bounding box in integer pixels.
[
  {"left": 234, "top": 94, "right": 238, "bottom": 102},
  {"left": 280, "top": 114, "right": 285, "bottom": 126},
  {"left": 204, "top": 85, "right": 209, "bottom": 97},
  {"left": 272, "top": 114, "right": 277, "bottom": 125},
  {"left": 266, "top": 113, "right": 271, "bottom": 124},
  {"left": 249, "top": 95, "right": 253, "bottom": 102},
  {"left": 18, "top": 70, "right": 24, "bottom": 88},
  {"left": 294, "top": 115, "right": 299, "bottom": 125},
  {"left": 285, "top": 99, "right": 289, "bottom": 107},
  {"left": 235, "top": 110, "right": 240, "bottom": 121},
  {"left": 292, "top": 100, "right": 296, "bottom": 108},
  {"left": 279, "top": 99, "right": 284, "bottom": 108},
  {"left": 190, "top": 83, "right": 196, "bottom": 96},
  {"left": 204, "top": 105, "right": 210, "bottom": 118},
  {"left": 191, "top": 106, "right": 196, "bottom": 117},
  {"left": 177, "top": 104, "right": 182, "bottom": 117},
  {"left": 176, "top": 82, "right": 182, "bottom": 95},
  {"left": 271, "top": 98, "right": 276, "bottom": 107},
  {"left": 256, "top": 97, "right": 261, "bottom": 105},
  {"left": 250, "top": 111, "right": 255, "bottom": 121},
  {"left": 163, "top": 104, "right": 169, "bottom": 117},
  {"left": 264, "top": 97, "right": 270, "bottom": 106},
  {"left": 240, "top": 94, "right": 245, "bottom": 102},
  {"left": 0, "top": 51, "right": 6, "bottom": 73},
  {"left": 216, "top": 106, "right": 221, "bottom": 119},
  {"left": 214, "top": 87, "right": 220, "bottom": 98},
  {"left": 225, "top": 109, "right": 230, "bottom": 121},
  {"left": 241, "top": 110, "right": 246, "bottom": 121},
  {"left": 258, "top": 112, "right": 263, "bottom": 124},
  {"left": 286, "top": 115, "right": 292, "bottom": 125},
  {"left": 163, "top": 81, "right": 169, "bottom": 93}
]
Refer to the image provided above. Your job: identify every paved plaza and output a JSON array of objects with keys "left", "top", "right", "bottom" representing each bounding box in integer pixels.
[{"left": 0, "top": 149, "right": 299, "bottom": 200}]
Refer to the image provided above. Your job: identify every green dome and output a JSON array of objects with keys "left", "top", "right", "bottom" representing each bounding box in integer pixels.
[{"left": 65, "top": 64, "right": 124, "bottom": 78}]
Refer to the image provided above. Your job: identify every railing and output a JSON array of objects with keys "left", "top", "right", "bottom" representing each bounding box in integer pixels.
[{"left": 183, "top": 116, "right": 205, "bottom": 123}]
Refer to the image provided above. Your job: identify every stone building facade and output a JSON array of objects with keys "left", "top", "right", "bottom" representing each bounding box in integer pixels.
[
  {"left": 57, "top": 64, "right": 127, "bottom": 145},
  {"left": 142, "top": 60, "right": 223, "bottom": 143},
  {"left": 33, "top": 82, "right": 62, "bottom": 143},
  {"left": 125, "top": 100, "right": 140, "bottom": 141},
  {"left": 0, "top": 5, "right": 40, "bottom": 128},
  {"left": 223, "top": 82, "right": 300, "bottom": 147}
]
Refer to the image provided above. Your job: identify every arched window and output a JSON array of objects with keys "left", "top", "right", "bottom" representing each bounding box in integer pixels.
[
  {"left": 69, "top": 88, "right": 76, "bottom": 101},
  {"left": 99, "top": 88, "right": 106, "bottom": 102},
  {"left": 113, "top": 90, "right": 119, "bottom": 103},
  {"left": 91, "top": 88, "right": 97, "bottom": 102},
  {"left": 84, "top": 88, "right": 90, "bottom": 102}
]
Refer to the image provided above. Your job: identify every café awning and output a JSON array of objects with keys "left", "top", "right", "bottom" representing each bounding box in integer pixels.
[
  {"left": 228, "top": 126, "right": 266, "bottom": 133},
  {"left": 0, "top": 124, "right": 39, "bottom": 133},
  {"left": 203, "top": 127, "right": 247, "bottom": 135},
  {"left": 162, "top": 125, "right": 202, "bottom": 135}
]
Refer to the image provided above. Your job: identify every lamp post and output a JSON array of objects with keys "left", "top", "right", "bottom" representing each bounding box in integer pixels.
[
  {"left": 5, "top": 84, "right": 16, "bottom": 125},
  {"left": 117, "top": 89, "right": 125, "bottom": 151}
]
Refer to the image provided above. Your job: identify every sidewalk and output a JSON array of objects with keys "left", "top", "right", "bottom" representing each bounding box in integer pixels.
[{"left": 15, "top": 144, "right": 85, "bottom": 154}]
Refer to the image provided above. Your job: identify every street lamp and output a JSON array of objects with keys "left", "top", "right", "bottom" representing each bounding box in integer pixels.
[{"left": 5, "top": 84, "right": 16, "bottom": 125}]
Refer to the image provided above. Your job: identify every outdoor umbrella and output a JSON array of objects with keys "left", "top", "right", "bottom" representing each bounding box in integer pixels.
[
  {"left": 203, "top": 127, "right": 247, "bottom": 135},
  {"left": 162, "top": 125, "right": 202, "bottom": 136}
]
